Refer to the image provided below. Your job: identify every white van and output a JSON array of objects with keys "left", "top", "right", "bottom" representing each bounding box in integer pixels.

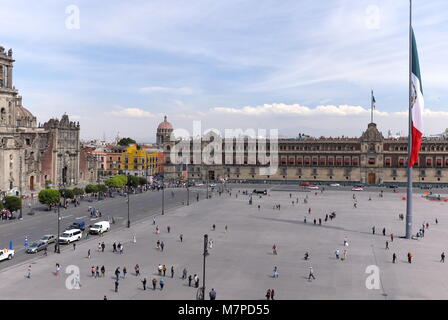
[
  {"left": 59, "top": 229, "right": 83, "bottom": 244},
  {"left": 89, "top": 221, "right": 110, "bottom": 234}
]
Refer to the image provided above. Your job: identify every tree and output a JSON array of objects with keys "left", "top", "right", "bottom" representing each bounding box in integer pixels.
[
  {"left": 127, "top": 175, "right": 140, "bottom": 188},
  {"left": 38, "top": 189, "right": 60, "bottom": 210},
  {"left": 85, "top": 184, "right": 99, "bottom": 194},
  {"left": 118, "top": 137, "right": 136, "bottom": 146},
  {"left": 73, "top": 187, "right": 85, "bottom": 196},
  {"left": 0, "top": 201, "right": 3, "bottom": 210},
  {"left": 96, "top": 184, "right": 108, "bottom": 193},
  {"left": 60, "top": 189, "right": 74, "bottom": 199},
  {"left": 105, "top": 175, "right": 128, "bottom": 188},
  {"left": 138, "top": 177, "right": 147, "bottom": 186},
  {"left": 4, "top": 196, "right": 22, "bottom": 212}
]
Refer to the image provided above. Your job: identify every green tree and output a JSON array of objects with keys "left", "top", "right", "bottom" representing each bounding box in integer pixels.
[
  {"left": 105, "top": 175, "right": 128, "bottom": 188},
  {"left": 4, "top": 196, "right": 22, "bottom": 212},
  {"left": 118, "top": 137, "right": 136, "bottom": 146},
  {"left": 85, "top": 184, "right": 99, "bottom": 194},
  {"left": 96, "top": 184, "right": 108, "bottom": 193},
  {"left": 138, "top": 177, "right": 148, "bottom": 185},
  {"left": 60, "top": 189, "right": 75, "bottom": 199},
  {"left": 0, "top": 201, "right": 3, "bottom": 210},
  {"left": 38, "top": 189, "right": 60, "bottom": 210},
  {"left": 73, "top": 187, "right": 85, "bottom": 196},
  {"left": 127, "top": 175, "right": 140, "bottom": 188}
]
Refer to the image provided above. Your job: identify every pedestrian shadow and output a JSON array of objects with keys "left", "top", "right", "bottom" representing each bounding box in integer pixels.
[{"left": 253, "top": 216, "right": 374, "bottom": 237}]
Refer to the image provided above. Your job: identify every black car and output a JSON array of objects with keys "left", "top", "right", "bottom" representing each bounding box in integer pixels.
[{"left": 253, "top": 189, "right": 267, "bottom": 195}]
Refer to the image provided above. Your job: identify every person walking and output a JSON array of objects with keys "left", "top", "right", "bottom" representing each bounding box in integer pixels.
[
  {"left": 188, "top": 274, "right": 193, "bottom": 286},
  {"left": 119, "top": 243, "right": 123, "bottom": 254},
  {"left": 170, "top": 266, "right": 174, "bottom": 278},
  {"left": 308, "top": 267, "right": 316, "bottom": 280},
  {"left": 87, "top": 249, "right": 91, "bottom": 259},
  {"left": 158, "top": 264, "right": 163, "bottom": 276},
  {"left": 160, "top": 278, "right": 165, "bottom": 290},
  {"left": 195, "top": 276, "right": 200, "bottom": 288},
  {"left": 313, "top": 219, "right": 316, "bottom": 225},
  {"left": 141, "top": 278, "right": 147, "bottom": 290},
  {"left": 101, "top": 242, "right": 105, "bottom": 252},
  {"left": 182, "top": 268, "right": 187, "bottom": 280},
  {"left": 96, "top": 266, "right": 100, "bottom": 278},
  {"left": 265, "top": 289, "right": 271, "bottom": 300},
  {"left": 212, "top": 224, "right": 216, "bottom": 231},
  {"left": 272, "top": 244, "right": 277, "bottom": 255},
  {"left": 114, "top": 280, "right": 119, "bottom": 292},
  {"left": 209, "top": 288, "right": 216, "bottom": 300},
  {"left": 55, "top": 263, "right": 60, "bottom": 276},
  {"left": 308, "top": 208, "right": 311, "bottom": 214},
  {"left": 335, "top": 249, "right": 340, "bottom": 259},
  {"left": 98, "top": 243, "right": 102, "bottom": 252},
  {"left": 162, "top": 265, "right": 167, "bottom": 276},
  {"left": 382, "top": 228, "right": 386, "bottom": 236},
  {"left": 26, "top": 265, "right": 32, "bottom": 279},
  {"left": 392, "top": 253, "right": 397, "bottom": 264},
  {"left": 319, "top": 218, "right": 322, "bottom": 225},
  {"left": 91, "top": 266, "right": 96, "bottom": 278},
  {"left": 372, "top": 226, "right": 375, "bottom": 235},
  {"left": 225, "top": 225, "right": 228, "bottom": 233},
  {"left": 123, "top": 267, "right": 127, "bottom": 279},
  {"left": 436, "top": 218, "right": 438, "bottom": 224},
  {"left": 152, "top": 278, "right": 157, "bottom": 290},
  {"left": 115, "top": 267, "right": 121, "bottom": 281},
  {"left": 390, "top": 234, "right": 394, "bottom": 242},
  {"left": 160, "top": 241, "right": 165, "bottom": 252},
  {"left": 73, "top": 243, "right": 76, "bottom": 251},
  {"left": 385, "top": 241, "right": 389, "bottom": 250},
  {"left": 101, "top": 265, "right": 105, "bottom": 277},
  {"left": 112, "top": 242, "right": 117, "bottom": 253},
  {"left": 441, "top": 252, "right": 445, "bottom": 263},
  {"left": 167, "top": 226, "right": 171, "bottom": 233},
  {"left": 272, "top": 266, "right": 279, "bottom": 278},
  {"left": 407, "top": 252, "right": 413, "bottom": 263},
  {"left": 180, "top": 234, "right": 183, "bottom": 242},
  {"left": 270, "top": 289, "right": 275, "bottom": 300},
  {"left": 135, "top": 264, "right": 140, "bottom": 276}
]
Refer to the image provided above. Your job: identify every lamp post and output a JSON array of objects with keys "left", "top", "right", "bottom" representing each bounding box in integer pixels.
[
  {"left": 201, "top": 234, "right": 208, "bottom": 300},
  {"left": 19, "top": 155, "right": 23, "bottom": 220},
  {"left": 161, "top": 175, "right": 165, "bottom": 215},
  {"left": 127, "top": 191, "right": 130, "bottom": 228}
]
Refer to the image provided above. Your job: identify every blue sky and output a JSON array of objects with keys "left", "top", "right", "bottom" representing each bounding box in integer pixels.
[{"left": 1, "top": 0, "right": 447, "bottom": 141}]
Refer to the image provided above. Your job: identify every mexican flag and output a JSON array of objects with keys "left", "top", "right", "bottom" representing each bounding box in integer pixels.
[{"left": 409, "top": 27, "right": 424, "bottom": 168}]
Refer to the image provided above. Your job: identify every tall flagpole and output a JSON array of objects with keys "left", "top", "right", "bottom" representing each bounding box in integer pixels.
[
  {"left": 370, "top": 90, "right": 374, "bottom": 123},
  {"left": 405, "top": 0, "right": 413, "bottom": 239}
]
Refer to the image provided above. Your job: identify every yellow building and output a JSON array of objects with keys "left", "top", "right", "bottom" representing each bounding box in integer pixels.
[{"left": 121, "top": 144, "right": 161, "bottom": 176}]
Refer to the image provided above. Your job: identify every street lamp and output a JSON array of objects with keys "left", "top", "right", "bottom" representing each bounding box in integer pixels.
[
  {"left": 19, "top": 155, "right": 23, "bottom": 220},
  {"left": 56, "top": 185, "right": 65, "bottom": 254},
  {"left": 201, "top": 234, "right": 208, "bottom": 300},
  {"left": 162, "top": 175, "right": 165, "bottom": 215},
  {"left": 127, "top": 191, "right": 130, "bottom": 228}
]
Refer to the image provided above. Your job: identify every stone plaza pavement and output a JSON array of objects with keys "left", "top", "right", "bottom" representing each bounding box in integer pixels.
[{"left": 0, "top": 186, "right": 447, "bottom": 300}]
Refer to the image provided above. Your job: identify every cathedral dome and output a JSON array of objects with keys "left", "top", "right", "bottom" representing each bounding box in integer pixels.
[
  {"left": 16, "top": 105, "right": 35, "bottom": 120},
  {"left": 157, "top": 116, "right": 173, "bottom": 130}
]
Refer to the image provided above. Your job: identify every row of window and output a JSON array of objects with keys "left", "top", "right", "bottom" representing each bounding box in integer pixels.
[{"left": 280, "top": 156, "right": 360, "bottom": 167}]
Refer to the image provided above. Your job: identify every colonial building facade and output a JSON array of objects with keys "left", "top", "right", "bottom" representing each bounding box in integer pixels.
[
  {"left": 163, "top": 120, "right": 448, "bottom": 185},
  {"left": 0, "top": 46, "right": 96, "bottom": 195}
]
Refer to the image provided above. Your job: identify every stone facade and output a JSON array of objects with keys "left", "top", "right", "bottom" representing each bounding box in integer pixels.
[
  {"left": 0, "top": 46, "right": 96, "bottom": 195},
  {"left": 163, "top": 120, "right": 448, "bottom": 185}
]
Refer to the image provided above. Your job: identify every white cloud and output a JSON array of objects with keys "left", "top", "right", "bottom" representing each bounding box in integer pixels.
[
  {"left": 139, "top": 86, "right": 196, "bottom": 95},
  {"left": 109, "top": 107, "right": 155, "bottom": 118}
]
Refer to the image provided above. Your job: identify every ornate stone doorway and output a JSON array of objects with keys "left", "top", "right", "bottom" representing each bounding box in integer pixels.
[{"left": 368, "top": 173, "right": 376, "bottom": 184}]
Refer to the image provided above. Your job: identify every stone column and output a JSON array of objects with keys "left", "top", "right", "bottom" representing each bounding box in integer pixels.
[{"left": 7, "top": 66, "right": 12, "bottom": 88}]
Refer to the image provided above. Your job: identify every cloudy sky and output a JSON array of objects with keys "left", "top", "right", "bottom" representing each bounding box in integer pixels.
[{"left": 1, "top": 0, "right": 447, "bottom": 142}]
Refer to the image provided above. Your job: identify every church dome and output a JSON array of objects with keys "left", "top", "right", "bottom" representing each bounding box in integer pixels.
[
  {"left": 16, "top": 105, "right": 35, "bottom": 120},
  {"left": 157, "top": 116, "right": 173, "bottom": 130}
]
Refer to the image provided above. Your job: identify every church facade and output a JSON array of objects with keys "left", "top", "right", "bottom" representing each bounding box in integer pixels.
[{"left": 0, "top": 46, "right": 97, "bottom": 196}]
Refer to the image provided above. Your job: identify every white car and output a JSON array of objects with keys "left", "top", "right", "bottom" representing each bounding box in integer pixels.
[
  {"left": 59, "top": 229, "right": 83, "bottom": 244},
  {"left": 195, "top": 183, "right": 204, "bottom": 186},
  {"left": 330, "top": 183, "right": 340, "bottom": 187},
  {"left": 307, "top": 185, "right": 319, "bottom": 190},
  {"left": 209, "top": 184, "right": 217, "bottom": 188},
  {"left": 352, "top": 187, "right": 364, "bottom": 191},
  {"left": 89, "top": 221, "right": 110, "bottom": 234},
  {"left": 0, "top": 248, "right": 14, "bottom": 261}
]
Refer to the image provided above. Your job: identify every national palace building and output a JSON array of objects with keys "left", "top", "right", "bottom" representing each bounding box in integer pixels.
[{"left": 161, "top": 117, "right": 448, "bottom": 185}]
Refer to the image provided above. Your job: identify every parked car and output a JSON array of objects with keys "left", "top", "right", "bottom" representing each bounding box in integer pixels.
[
  {"left": 65, "top": 221, "right": 86, "bottom": 231},
  {"left": 39, "top": 234, "right": 56, "bottom": 244},
  {"left": 253, "top": 189, "right": 267, "bottom": 195},
  {"left": 330, "top": 183, "right": 341, "bottom": 187},
  {"left": 59, "top": 229, "right": 83, "bottom": 244},
  {"left": 388, "top": 184, "right": 399, "bottom": 189},
  {"left": 89, "top": 221, "right": 110, "bottom": 235},
  {"left": 0, "top": 248, "right": 14, "bottom": 261},
  {"left": 352, "top": 186, "right": 364, "bottom": 191},
  {"left": 26, "top": 240, "right": 48, "bottom": 254},
  {"left": 307, "top": 185, "right": 319, "bottom": 190},
  {"left": 299, "top": 183, "right": 311, "bottom": 187}
]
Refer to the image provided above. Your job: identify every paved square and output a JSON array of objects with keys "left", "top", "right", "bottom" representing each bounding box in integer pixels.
[{"left": 0, "top": 186, "right": 447, "bottom": 300}]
